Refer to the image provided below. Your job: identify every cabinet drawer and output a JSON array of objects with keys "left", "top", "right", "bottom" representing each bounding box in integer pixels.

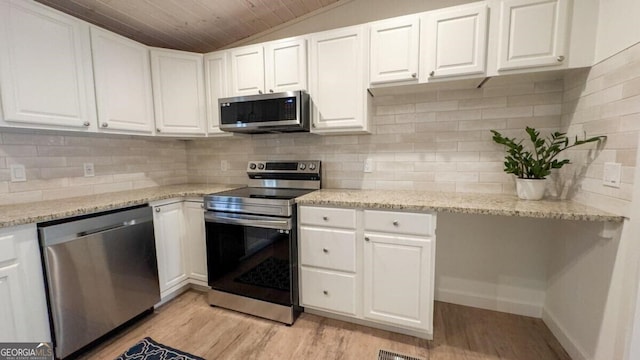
[
  {"left": 300, "top": 227, "right": 356, "bottom": 272},
  {"left": 364, "top": 210, "right": 433, "bottom": 236},
  {"left": 300, "top": 267, "right": 356, "bottom": 315},
  {"left": 299, "top": 206, "right": 356, "bottom": 229}
]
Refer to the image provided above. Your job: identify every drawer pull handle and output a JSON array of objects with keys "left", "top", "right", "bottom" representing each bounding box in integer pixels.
[
  {"left": 322, "top": 248, "right": 329, "bottom": 253},
  {"left": 322, "top": 216, "right": 328, "bottom": 221},
  {"left": 323, "top": 290, "right": 328, "bottom": 295},
  {"left": 392, "top": 220, "right": 399, "bottom": 226},
  {"left": 365, "top": 237, "right": 370, "bottom": 242}
]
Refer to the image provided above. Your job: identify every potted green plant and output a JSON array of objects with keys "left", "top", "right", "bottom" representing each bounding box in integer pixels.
[{"left": 491, "top": 127, "right": 606, "bottom": 200}]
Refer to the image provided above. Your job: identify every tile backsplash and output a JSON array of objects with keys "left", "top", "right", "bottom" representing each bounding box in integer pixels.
[
  {"left": 0, "top": 131, "right": 187, "bottom": 205},
  {"left": 188, "top": 73, "right": 565, "bottom": 195}
]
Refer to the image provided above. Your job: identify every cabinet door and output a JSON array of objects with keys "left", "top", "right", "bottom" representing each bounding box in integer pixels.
[
  {"left": 309, "top": 25, "right": 369, "bottom": 133},
  {"left": 152, "top": 202, "right": 188, "bottom": 295},
  {"left": 150, "top": 49, "right": 207, "bottom": 135},
  {"left": 264, "top": 38, "right": 307, "bottom": 93},
  {"left": 0, "top": 224, "right": 51, "bottom": 342},
  {"left": 421, "top": 4, "right": 488, "bottom": 80},
  {"left": 0, "top": 0, "right": 96, "bottom": 131},
  {"left": 204, "top": 51, "right": 230, "bottom": 136},
  {"left": 183, "top": 201, "right": 207, "bottom": 284},
  {"left": 363, "top": 233, "right": 433, "bottom": 332},
  {"left": 229, "top": 45, "right": 265, "bottom": 96},
  {"left": 497, "top": 0, "right": 569, "bottom": 71},
  {"left": 91, "top": 27, "right": 154, "bottom": 133},
  {"left": 369, "top": 16, "right": 419, "bottom": 84}
]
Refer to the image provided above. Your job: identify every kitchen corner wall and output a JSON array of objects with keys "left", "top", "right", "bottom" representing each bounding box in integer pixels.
[
  {"left": 0, "top": 130, "right": 187, "bottom": 205},
  {"left": 188, "top": 72, "right": 565, "bottom": 194}
]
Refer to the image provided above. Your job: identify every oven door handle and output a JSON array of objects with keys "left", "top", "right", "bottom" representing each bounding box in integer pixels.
[{"left": 204, "top": 211, "right": 292, "bottom": 230}]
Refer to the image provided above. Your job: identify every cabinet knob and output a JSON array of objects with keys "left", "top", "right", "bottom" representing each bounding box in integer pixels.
[
  {"left": 322, "top": 216, "right": 328, "bottom": 221},
  {"left": 322, "top": 248, "right": 329, "bottom": 253},
  {"left": 83, "top": 121, "right": 90, "bottom": 127},
  {"left": 258, "top": 90, "right": 263, "bottom": 94},
  {"left": 155, "top": 208, "right": 161, "bottom": 212},
  {"left": 323, "top": 290, "right": 328, "bottom": 295},
  {"left": 269, "top": 89, "right": 274, "bottom": 93},
  {"left": 312, "top": 123, "right": 316, "bottom": 128},
  {"left": 411, "top": 73, "right": 417, "bottom": 78},
  {"left": 429, "top": 70, "right": 435, "bottom": 77},
  {"left": 365, "top": 237, "right": 370, "bottom": 242},
  {"left": 557, "top": 55, "right": 565, "bottom": 62},
  {"left": 101, "top": 122, "right": 109, "bottom": 128},
  {"left": 392, "top": 220, "right": 399, "bottom": 226},
  {"left": 156, "top": 128, "right": 161, "bottom": 133}
]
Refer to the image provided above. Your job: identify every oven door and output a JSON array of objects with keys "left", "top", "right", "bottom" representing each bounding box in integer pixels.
[{"left": 204, "top": 211, "right": 297, "bottom": 307}]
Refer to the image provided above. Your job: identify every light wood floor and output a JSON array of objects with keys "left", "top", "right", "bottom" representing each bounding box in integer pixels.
[{"left": 79, "top": 290, "right": 570, "bottom": 360}]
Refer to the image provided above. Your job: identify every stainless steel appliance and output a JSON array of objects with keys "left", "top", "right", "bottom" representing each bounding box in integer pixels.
[
  {"left": 219, "top": 90, "right": 310, "bottom": 133},
  {"left": 204, "top": 160, "right": 321, "bottom": 324},
  {"left": 38, "top": 206, "right": 160, "bottom": 359}
]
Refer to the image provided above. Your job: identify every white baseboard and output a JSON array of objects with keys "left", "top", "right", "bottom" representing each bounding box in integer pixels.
[
  {"left": 542, "top": 308, "right": 589, "bottom": 360},
  {"left": 435, "top": 288, "right": 542, "bottom": 318}
]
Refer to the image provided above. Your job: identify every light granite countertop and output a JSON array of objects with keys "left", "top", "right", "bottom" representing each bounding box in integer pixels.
[
  {"left": 296, "top": 189, "right": 625, "bottom": 223},
  {"left": 0, "top": 184, "right": 243, "bottom": 228}
]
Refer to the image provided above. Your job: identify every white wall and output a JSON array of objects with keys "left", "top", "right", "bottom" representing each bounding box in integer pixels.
[
  {"left": 595, "top": 0, "right": 640, "bottom": 62},
  {"left": 625, "top": 131, "right": 640, "bottom": 359}
]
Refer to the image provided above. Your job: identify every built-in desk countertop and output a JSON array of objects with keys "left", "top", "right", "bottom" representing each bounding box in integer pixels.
[{"left": 296, "top": 189, "right": 625, "bottom": 223}]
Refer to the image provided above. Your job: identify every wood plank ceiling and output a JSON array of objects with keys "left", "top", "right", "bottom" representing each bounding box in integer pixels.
[{"left": 34, "top": 0, "right": 340, "bottom": 53}]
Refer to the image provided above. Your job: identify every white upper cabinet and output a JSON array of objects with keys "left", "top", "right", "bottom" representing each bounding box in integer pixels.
[
  {"left": 369, "top": 15, "right": 419, "bottom": 84},
  {"left": 421, "top": 3, "right": 489, "bottom": 81},
  {"left": 204, "top": 50, "right": 231, "bottom": 136},
  {"left": 496, "top": 0, "right": 569, "bottom": 71},
  {"left": 90, "top": 27, "right": 154, "bottom": 134},
  {"left": 0, "top": 0, "right": 97, "bottom": 131},
  {"left": 150, "top": 48, "right": 207, "bottom": 136},
  {"left": 264, "top": 38, "right": 308, "bottom": 93},
  {"left": 229, "top": 45, "right": 265, "bottom": 96},
  {"left": 230, "top": 38, "right": 307, "bottom": 96},
  {"left": 309, "top": 25, "right": 370, "bottom": 134}
]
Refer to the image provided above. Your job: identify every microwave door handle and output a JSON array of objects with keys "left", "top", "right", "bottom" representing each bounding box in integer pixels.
[{"left": 204, "top": 212, "right": 291, "bottom": 230}]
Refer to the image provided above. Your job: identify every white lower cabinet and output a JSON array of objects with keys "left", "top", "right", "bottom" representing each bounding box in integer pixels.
[
  {"left": 152, "top": 199, "right": 207, "bottom": 300},
  {"left": 0, "top": 224, "right": 51, "bottom": 342},
  {"left": 183, "top": 201, "right": 207, "bottom": 285},
  {"left": 299, "top": 206, "right": 436, "bottom": 339}
]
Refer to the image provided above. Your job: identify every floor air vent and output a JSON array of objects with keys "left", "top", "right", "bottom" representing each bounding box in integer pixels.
[{"left": 377, "top": 349, "right": 425, "bottom": 360}]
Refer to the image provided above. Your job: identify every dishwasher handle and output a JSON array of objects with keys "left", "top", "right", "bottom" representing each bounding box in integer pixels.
[{"left": 76, "top": 219, "right": 144, "bottom": 237}]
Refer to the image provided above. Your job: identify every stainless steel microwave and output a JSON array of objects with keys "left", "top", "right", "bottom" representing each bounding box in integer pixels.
[{"left": 218, "top": 90, "right": 310, "bottom": 134}]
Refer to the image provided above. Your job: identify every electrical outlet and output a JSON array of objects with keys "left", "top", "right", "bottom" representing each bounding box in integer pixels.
[
  {"left": 603, "top": 162, "right": 621, "bottom": 188},
  {"left": 364, "top": 158, "right": 373, "bottom": 173},
  {"left": 10, "top": 164, "right": 26, "bottom": 182},
  {"left": 221, "top": 160, "right": 229, "bottom": 171},
  {"left": 83, "top": 163, "right": 95, "bottom": 177}
]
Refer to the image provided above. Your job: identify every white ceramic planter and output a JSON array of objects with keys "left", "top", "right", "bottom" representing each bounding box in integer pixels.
[{"left": 515, "top": 178, "right": 546, "bottom": 200}]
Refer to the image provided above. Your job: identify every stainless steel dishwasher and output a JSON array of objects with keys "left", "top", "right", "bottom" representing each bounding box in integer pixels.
[{"left": 38, "top": 205, "right": 160, "bottom": 359}]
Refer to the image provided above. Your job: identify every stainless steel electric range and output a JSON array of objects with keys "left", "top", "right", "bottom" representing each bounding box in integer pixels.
[{"left": 203, "top": 160, "right": 321, "bottom": 324}]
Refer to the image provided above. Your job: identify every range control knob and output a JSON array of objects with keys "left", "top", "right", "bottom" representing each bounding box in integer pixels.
[
  {"left": 299, "top": 163, "right": 306, "bottom": 170},
  {"left": 309, "top": 163, "right": 317, "bottom": 170},
  {"left": 249, "top": 163, "right": 257, "bottom": 170},
  {"left": 258, "top": 163, "right": 265, "bottom": 170}
]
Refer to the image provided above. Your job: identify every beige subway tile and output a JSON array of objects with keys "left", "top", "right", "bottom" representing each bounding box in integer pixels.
[
  {"left": 414, "top": 162, "right": 455, "bottom": 172},
  {"left": 0, "top": 190, "right": 43, "bottom": 205},
  {"left": 6, "top": 156, "right": 66, "bottom": 168},
  {"left": 415, "top": 100, "right": 458, "bottom": 112},
  {"left": 133, "top": 179, "right": 162, "bottom": 189},
  {"left": 401, "top": 172, "right": 435, "bottom": 182},
  {"left": 1, "top": 132, "right": 64, "bottom": 145},
  {"left": 605, "top": 131, "right": 639, "bottom": 149},
  {"left": 622, "top": 76, "right": 640, "bottom": 98},
  {"left": 434, "top": 142, "right": 458, "bottom": 152},
  {"left": 340, "top": 179, "right": 376, "bottom": 190},
  {"left": 455, "top": 182, "right": 503, "bottom": 193},
  {"left": 436, "top": 172, "right": 478, "bottom": 182},
  {"left": 621, "top": 166, "right": 635, "bottom": 184},
  {"left": 506, "top": 115, "right": 561, "bottom": 129},
  {"left": 372, "top": 115, "right": 396, "bottom": 125},
  {"left": 620, "top": 113, "right": 640, "bottom": 131},
  {"left": 582, "top": 118, "right": 621, "bottom": 134},
  {"left": 508, "top": 92, "right": 563, "bottom": 106},
  {"left": 0, "top": 181, "right": 8, "bottom": 193},
  {"left": 534, "top": 104, "right": 562, "bottom": 116},
  {"left": 395, "top": 153, "right": 436, "bottom": 161},
  {"left": 94, "top": 182, "right": 133, "bottom": 194},
  {"left": 413, "top": 181, "right": 456, "bottom": 192},
  {"left": 40, "top": 167, "right": 83, "bottom": 179},
  {"left": 9, "top": 178, "right": 68, "bottom": 192},
  {"left": 482, "top": 106, "right": 533, "bottom": 119},
  {"left": 68, "top": 175, "right": 114, "bottom": 186},
  {"left": 377, "top": 161, "right": 414, "bottom": 172},
  {"left": 482, "top": 83, "right": 535, "bottom": 97},
  {"left": 376, "top": 123, "right": 414, "bottom": 134},
  {"left": 395, "top": 113, "right": 417, "bottom": 123},
  {"left": 435, "top": 152, "right": 479, "bottom": 162},
  {"left": 455, "top": 161, "right": 503, "bottom": 172},
  {"left": 480, "top": 151, "right": 505, "bottom": 162},
  {"left": 0, "top": 145, "right": 38, "bottom": 157},
  {"left": 438, "top": 88, "right": 483, "bottom": 100},
  {"left": 416, "top": 121, "right": 458, "bottom": 132},
  {"left": 602, "top": 59, "right": 640, "bottom": 88},
  {"left": 457, "top": 141, "right": 500, "bottom": 152},
  {"left": 534, "top": 79, "right": 564, "bottom": 93},
  {"left": 42, "top": 185, "right": 94, "bottom": 200},
  {"left": 459, "top": 119, "right": 506, "bottom": 131},
  {"left": 435, "top": 131, "right": 483, "bottom": 142},
  {"left": 436, "top": 109, "right": 482, "bottom": 122},
  {"left": 375, "top": 180, "right": 413, "bottom": 190},
  {"left": 458, "top": 97, "right": 507, "bottom": 110},
  {"left": 415, "top": 112, "right": 437, "bottom": 122},
  {"left": 324, "top": 136, "right": 359, "bottom": 145},
  {"left": 479, "top": 173, "right": 511, "bottom": 183}
]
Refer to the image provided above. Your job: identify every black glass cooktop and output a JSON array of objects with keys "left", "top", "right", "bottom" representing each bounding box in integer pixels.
[{"left": 211, "top": 187, "right": 315, "bottom": 201}]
